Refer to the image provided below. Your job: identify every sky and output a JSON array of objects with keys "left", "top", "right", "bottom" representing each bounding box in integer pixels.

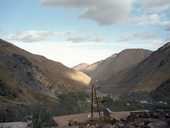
[{"left": 0, "top": 0, "right": 170, "bottom": 67}]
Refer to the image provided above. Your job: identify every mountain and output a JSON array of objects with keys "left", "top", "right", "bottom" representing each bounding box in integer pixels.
[
  {"left": 150, "top": 78, "right": 170, "bottom": 101},
  {"left": 98, "top": 42, "right": 170, "bottom": 97},
  {"left": 83, "top": 49, "right": 152, "bottom": 82},
  {"left": 73, "top": 63, "right": 89, "bottom": 71},
  {"left": 0, "top": 39, "right": 91, "bottom": 104}
]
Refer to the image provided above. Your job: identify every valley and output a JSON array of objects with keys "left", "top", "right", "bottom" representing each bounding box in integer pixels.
[{"left": 0, "top": 39, "right": 170, "bottom": 127}]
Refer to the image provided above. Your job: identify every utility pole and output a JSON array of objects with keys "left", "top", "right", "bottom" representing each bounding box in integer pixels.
[
  {"left": 94, "top": 83, "right": 102, "bottom": 122},
  {"left": 90, "top": 79, "right": 102, "bottom": 125},
  {"left": 91, "top": 83, "right": 94, "bottom": 119}
]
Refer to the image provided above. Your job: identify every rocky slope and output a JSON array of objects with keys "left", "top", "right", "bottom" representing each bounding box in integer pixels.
[
  {"left": 98, "top": 42, "right": 170, "bottom": 97},
  {"left": 0, "top": 39, "right": 91, "bottom": 104},
  {"left": 150, "top": 78, "right": 170, "bottom": 101},
  {"left": 83, "top": 49, "right": 152, "bottom": 82}
]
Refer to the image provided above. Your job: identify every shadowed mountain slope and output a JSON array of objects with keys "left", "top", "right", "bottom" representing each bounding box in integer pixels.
[
  {"left": 0, "top": 39, "right": 91, "bottom": 104},
  {"left": 98, "top": 42, "right": 170, "bottom": 97}
]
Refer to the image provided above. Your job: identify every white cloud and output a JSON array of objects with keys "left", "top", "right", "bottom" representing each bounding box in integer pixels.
[
  {"left": 40, "top": 0, "right": 135, "bottom": 25},
  {"left": 40, "top": 0, "right": 170, "bottom": 26},
  {"left": 130, "top": 0, "right": 170, "bottom": 26},
  {"left": 67, "top": 37, "right": 89, "bottom": 43},
  {"left": 5, "top": 31, "right": 74, "bottom": 42},
  {"left": 139, "top": 0, "right": 170, "bottom": 14},
  {"left": 117, "top": 32, "right": 159, "bottom": 42},
  {"left": 129, "top": 14, "right": 161, "bottom": 25},
  {"left": 67, "top": 36, "right": 107, "bottom": 43},
  {"left": 128, "top": 13, "right": 170, "bottom": 26},
  {"left": 92, "top": 36, "right": 106, "bottom": 42}
]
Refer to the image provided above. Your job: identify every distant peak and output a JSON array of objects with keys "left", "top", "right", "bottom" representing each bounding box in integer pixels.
[
  {"left": 74, "top": 63, "right": 89, "bottom": 67},
  {"left": 73, "top": 63, "right": 89, "bottom": 71},
  {"left": 80, "top": 63, "right": 89, "bottom": 65}
]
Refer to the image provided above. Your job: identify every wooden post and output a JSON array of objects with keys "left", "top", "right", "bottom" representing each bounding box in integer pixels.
[
  {"left": 91, "top": 84, "right": 94, "bottom": 119},
  {"left": 94, "top": 84, "right": 102, "bottom": 125}
]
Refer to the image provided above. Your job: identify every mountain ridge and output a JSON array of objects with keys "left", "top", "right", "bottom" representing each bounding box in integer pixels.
[
  {"left": 98, "top": 42, "right": 170, "bottom": 97},
  {"left": 0, "top": 39, "right": 91, "bottom": 104},
  {"left": 82, "top": 48, "right": 152, "bottom": 82}
]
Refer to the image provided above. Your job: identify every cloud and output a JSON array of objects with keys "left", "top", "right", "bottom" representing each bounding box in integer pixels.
[
  {"left": 128, "top": 13, "right": 170, "bottom": 27},
  {"left": 92, "top": 36, "right": 106, "bottom": 42},
  {"left": 67, "top": 37, "right": 89, "bottom": 43},
  {"left": 129, "top": 14, "right": 161, "bottom": 25},
  {"left": 5, "top": 31, "right": 74, "bottom": 42},
  {"left": 67, "top": 36, "right": 106, "bottom": 43},
  {"left": 165, "top": 25, "right": 170, "bottom": 31},
  {"left": 129, "top": 0, "right": 170, "bottom": 26},
  {"left": 117, "top": 32, "right": 159, "bottom": 42},
  {"left": 139, "top": 0, "right": 170, "bottom": 14},
  {"left": 40, "top": 0, "right": 170, "bottom": 26},
  {"left": 40, "top": 0, "right": 135, "bottom": 25}
]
